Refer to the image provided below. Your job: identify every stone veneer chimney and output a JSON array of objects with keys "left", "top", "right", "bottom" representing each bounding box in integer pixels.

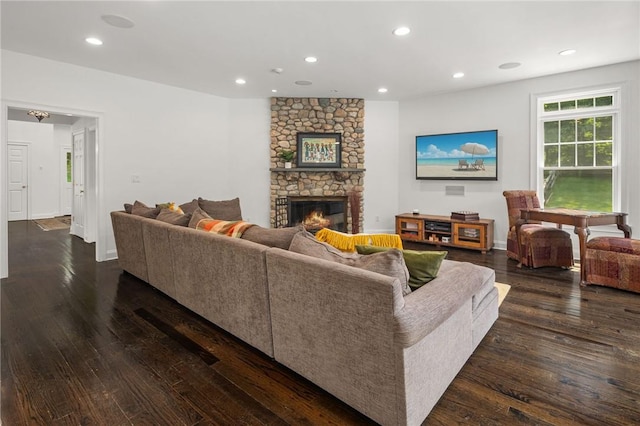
[{"left": 270, "top": 97, "right": 365, "bottom": 232}]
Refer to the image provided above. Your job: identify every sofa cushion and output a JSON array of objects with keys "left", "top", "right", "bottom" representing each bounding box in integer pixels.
[
  {"left": 179, "top": 199, "right": 200, "bottom": 215},
  {"left": 290, "top": 231, "right": 411, "bottom": 295},
  {"left": 156, "top": 208, "right": 191, "bottom": 227},
  {"left": 241, "top": 225, "right": 305, "bottom": 250},
  {"left": 131, "top": 200, "right": 161, "bottom": 218},
  {"left": 198, "top": 197, "right": 242, "bottom": 221},
  {"left": 188, "top": 207, "right": 213, "bottom": 229},
  {"left": 356, "top": 245, "right": 447, "bottom": 290},
  {"left": 124, "top": 203, "right": 133, "bottom": 214}
]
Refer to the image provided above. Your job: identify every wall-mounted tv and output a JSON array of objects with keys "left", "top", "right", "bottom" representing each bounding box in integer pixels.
[{"left": 416, "top": 129, "right": 498, "bottom": 181}]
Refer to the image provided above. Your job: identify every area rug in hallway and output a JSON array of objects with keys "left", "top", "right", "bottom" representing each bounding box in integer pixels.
[
  {"left": 33, "top": 216, "right": 71, "bottom": 231},
  {"left": 495, "top": 282, "right": 511, "bottom": 306}
]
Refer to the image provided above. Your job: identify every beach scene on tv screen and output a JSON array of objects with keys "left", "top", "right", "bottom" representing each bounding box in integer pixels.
[{"left": 416, "top": 130, "right": 497, "bottom": 179}]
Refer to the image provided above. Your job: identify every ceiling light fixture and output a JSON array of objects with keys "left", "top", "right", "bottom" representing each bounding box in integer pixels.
[
  {"left": 453, "top": 72, "right": 465, "bottom": 79},
  {"left": 559, "top": 49, "right": 577, "bottom": 56},
  {"left": 271, "top": 89, "right": 278, "bottom": 93},
  {"left": 304, "top": 56, "right": 318, "bottom": 63},
  {"left": 378, "top": 88, "right": 388, "bottom": 93},
  {"left": 101, "top": 14, "right": 135, "bottom": 29},
  {"left": 85, "top": 37, "right": 103, "bottom": 46},
  {"left": 235, "top": 78, "right": 246, "bottom": 85},
  {"left": 393, "top": 27, "right": 411, "bottom": 36},
  {"left": 295, "top": 80, "right": 312, "bottom": 86},
  {"left": 498, "top": 62, "right": 521, "bottom": 70},
  {"left": 28, "top": 110, "right": 50, "bottom": 122}
]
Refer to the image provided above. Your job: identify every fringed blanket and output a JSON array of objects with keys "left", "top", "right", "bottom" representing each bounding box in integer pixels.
[
  {"left": 195, "top": 219, "right": 254, "bottom": 238},
  {"left": 315, "top": 228, "right": 404, "bottom": 253}
]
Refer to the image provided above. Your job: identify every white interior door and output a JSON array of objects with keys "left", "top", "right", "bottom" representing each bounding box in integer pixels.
[
  {"left": 71, "top": 131, "right": 85, "bottom": 238},
  {"left": 61, "top": 147, "right": 72, "bottom": 216},
  {"left": 7, "top": 143, "right": 29, "bottom": 221}
]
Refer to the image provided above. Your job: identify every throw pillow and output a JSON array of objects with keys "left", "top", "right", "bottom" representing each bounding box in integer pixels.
[
  {"left": 156, "top": 208, "right": 191, "bottom": 227},
  {"left": 356, "top": 245, "right": 447, "bottom": 290},
  {"left": 241, "top": 224, "right": 305, "bottom": 250},
  {"left": 197, "top": 197, "right": 242, "bottom": 221},
  {"left": 188, "top": 207, "right": 213, "bottom": 229},
  {"left": 124, "top": 203, "right": 133, "bottom": 214},
  {"left": 131, "top": 200, "right": 161, "bottom": 218},
  {"left": 290, "top": 231, "right": 411, "bottom": 295},
  {"left": 179, "top": 199, "right": 200, "bottom": 215}
]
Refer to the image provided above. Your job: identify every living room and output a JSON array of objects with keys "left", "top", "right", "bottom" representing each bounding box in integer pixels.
[
  {"left": 1, "top": 1, "right": 640, "bottom": 424},
  {"left": 1, "top": 2, "right": 639, "bottom": 277}
]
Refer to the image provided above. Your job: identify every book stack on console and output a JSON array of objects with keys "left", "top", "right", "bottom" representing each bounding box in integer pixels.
[{"left": 451, "top": 211, "right": 480, "bottom": 221}]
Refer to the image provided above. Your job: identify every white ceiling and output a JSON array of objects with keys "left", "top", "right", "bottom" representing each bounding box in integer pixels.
[{"left": 2, "top": 1, "right": 639, "bottom": 101}]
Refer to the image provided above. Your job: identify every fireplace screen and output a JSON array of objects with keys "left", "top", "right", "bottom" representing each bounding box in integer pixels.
[{"left": 286, "top": 196, "right": 347, "bottom": 233}]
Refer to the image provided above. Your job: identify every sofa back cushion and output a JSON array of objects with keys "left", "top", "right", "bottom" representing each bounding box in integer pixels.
[
  {"left": 131, "top": 200, "right": 161, "bottom": 218},
  {"left": 289, "top": 231, "right": 411, "bottom": 295},
  {"left": 198, "top": 197, "right": 242, "bottom": 221}
]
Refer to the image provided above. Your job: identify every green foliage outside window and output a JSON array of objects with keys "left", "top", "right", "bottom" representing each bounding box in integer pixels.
[
  {"left": 541, "top": 90, "right": 616, "bottom": 212},
  {"left": 66, "top": 152, "right": 72, "bottom": 183}
]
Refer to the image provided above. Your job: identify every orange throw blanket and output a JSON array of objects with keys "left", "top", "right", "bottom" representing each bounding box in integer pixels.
[{"left": 195, "top": 219, "right": 254, "bottom": 238}]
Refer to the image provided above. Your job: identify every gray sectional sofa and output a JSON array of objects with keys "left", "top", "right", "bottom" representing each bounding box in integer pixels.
[{"left": 111, "top": 210, "right": 498, "bottom": 425}]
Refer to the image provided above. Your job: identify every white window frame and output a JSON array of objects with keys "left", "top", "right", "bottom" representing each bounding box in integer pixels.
[{"left": 531, "top": 86, "right": 622, "bottom": 211}]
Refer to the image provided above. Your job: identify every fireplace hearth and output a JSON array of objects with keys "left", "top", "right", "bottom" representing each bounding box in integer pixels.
[{"left": 277, "top": 196, "right": 348, "bottom": 233}]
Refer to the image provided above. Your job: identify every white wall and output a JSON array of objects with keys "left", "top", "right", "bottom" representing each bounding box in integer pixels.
[
  {"left": 2, "top": 49, "right": 233, "bottom": 271},
  {"left": 362, "top": 100, "right": 400, "bottom": 233},
  {"left": 228, "top": 98, "right": 271, "bottom": 226},
  {"left": 399, "top": 61, "right": 640, "bottom": 251},
  {"left": 7, "top": 120, "right": 71, "bottom": 219}
]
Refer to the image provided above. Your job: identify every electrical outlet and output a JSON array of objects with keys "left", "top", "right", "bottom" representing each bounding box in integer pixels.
[{"left": 375, "top": 215, "right": 380, "bottom": 222}]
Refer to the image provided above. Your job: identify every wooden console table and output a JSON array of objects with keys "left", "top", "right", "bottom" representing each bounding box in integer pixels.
[
  {"left": 396, "top": 213, "right": 494, "bottom": 253},
  {"left": 519, "top": 208, "right": 631, "bottom": 284}
]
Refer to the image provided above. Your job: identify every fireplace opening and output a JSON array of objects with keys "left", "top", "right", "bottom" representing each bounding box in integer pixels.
[{"left": 286, "top": 196, "right": 347, "bottom": 233}]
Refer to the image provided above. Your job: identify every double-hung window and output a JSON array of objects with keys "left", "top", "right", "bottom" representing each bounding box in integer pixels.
[{"left": 536, "top": 87, "right": 620, "bottom": 212}]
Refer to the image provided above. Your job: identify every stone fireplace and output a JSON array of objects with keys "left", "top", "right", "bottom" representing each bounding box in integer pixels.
[{"left": 270, "top": 97, "right": 365, "bottom": 233}]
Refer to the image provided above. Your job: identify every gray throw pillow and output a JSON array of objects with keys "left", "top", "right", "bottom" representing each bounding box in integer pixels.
[
  {"left": 241, "top": 224, "right": 304, "bottom": 249},
  {"left": 289, "top": 231, "right": 411, "bottom": 295},
  {"left": 156, "top": 208, "right": 191, "bottom": 227},
  {"left": 197, "top": 197, "right": 242, "bottom": 221},
  {"left": 131, "top": 200, "right": 161, "bottom": 218},
  {"left": 188, "top": 207, "right": 213, "bottom": 229}
]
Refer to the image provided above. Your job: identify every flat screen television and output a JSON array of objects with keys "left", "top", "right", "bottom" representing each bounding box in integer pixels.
[{"left": 415, "top": 129, "right": 498, "bottom": 181}]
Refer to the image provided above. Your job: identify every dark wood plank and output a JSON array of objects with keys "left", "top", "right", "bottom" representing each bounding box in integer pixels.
[{"left": 2, "top": 221, "right": 640, "bottom": 425}]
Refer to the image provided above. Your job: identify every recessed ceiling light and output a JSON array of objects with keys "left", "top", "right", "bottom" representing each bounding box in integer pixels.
[
  {"left": 378, "top": 88, "right": 388, "bottom": 93},
  {"left": 295, "top": 80, "right": 313, "bottom": 86},
  {"left": 101, "top": 14, "right": 135, "bottom": 29},
  {"left": 235, "top": 78, "right": 246, "bottom": 85},
  {"left": 498, "top": 62, "right": 521, "bottom": 70},
  {"left": 453, "top": 72, "right": 465, "bottom": 79},
  {"left": 559, "top": 49, "right": 577, "bottom": 56},
  {"left": 304, "top": 56, "right": 318, "bottom": 63},
  {"left": 85, "top": 37, "right": 103, "bottom": 46},
  {"left": 393, "top": 27, "right": 411, "bottom": 36},
  {"left": 271, "top": 89, "right": 278, "bottom": 93}
]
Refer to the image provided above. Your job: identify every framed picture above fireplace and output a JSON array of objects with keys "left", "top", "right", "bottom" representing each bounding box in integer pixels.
[{"left": 296, "top": 132, "right": 342, "bottom": 168}]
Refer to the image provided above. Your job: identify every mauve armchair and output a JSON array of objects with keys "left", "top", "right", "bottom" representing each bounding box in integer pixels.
[{"left": 503, "top": 190, "right": 574, "bottom": 268}]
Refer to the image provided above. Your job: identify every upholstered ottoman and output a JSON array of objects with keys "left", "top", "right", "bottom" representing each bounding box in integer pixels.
[{"left": 584, "top": 237, "right": 640, "bottom": 293}]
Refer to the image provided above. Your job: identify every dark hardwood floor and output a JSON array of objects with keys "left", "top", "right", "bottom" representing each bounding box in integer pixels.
[{"left": 2, "top": 221, "right": 639, "bottom": 425}]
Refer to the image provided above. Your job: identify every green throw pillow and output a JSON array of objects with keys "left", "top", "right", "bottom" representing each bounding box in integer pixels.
[{"left": 355, "top": 245, "right": 447, "bottom": 290}]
